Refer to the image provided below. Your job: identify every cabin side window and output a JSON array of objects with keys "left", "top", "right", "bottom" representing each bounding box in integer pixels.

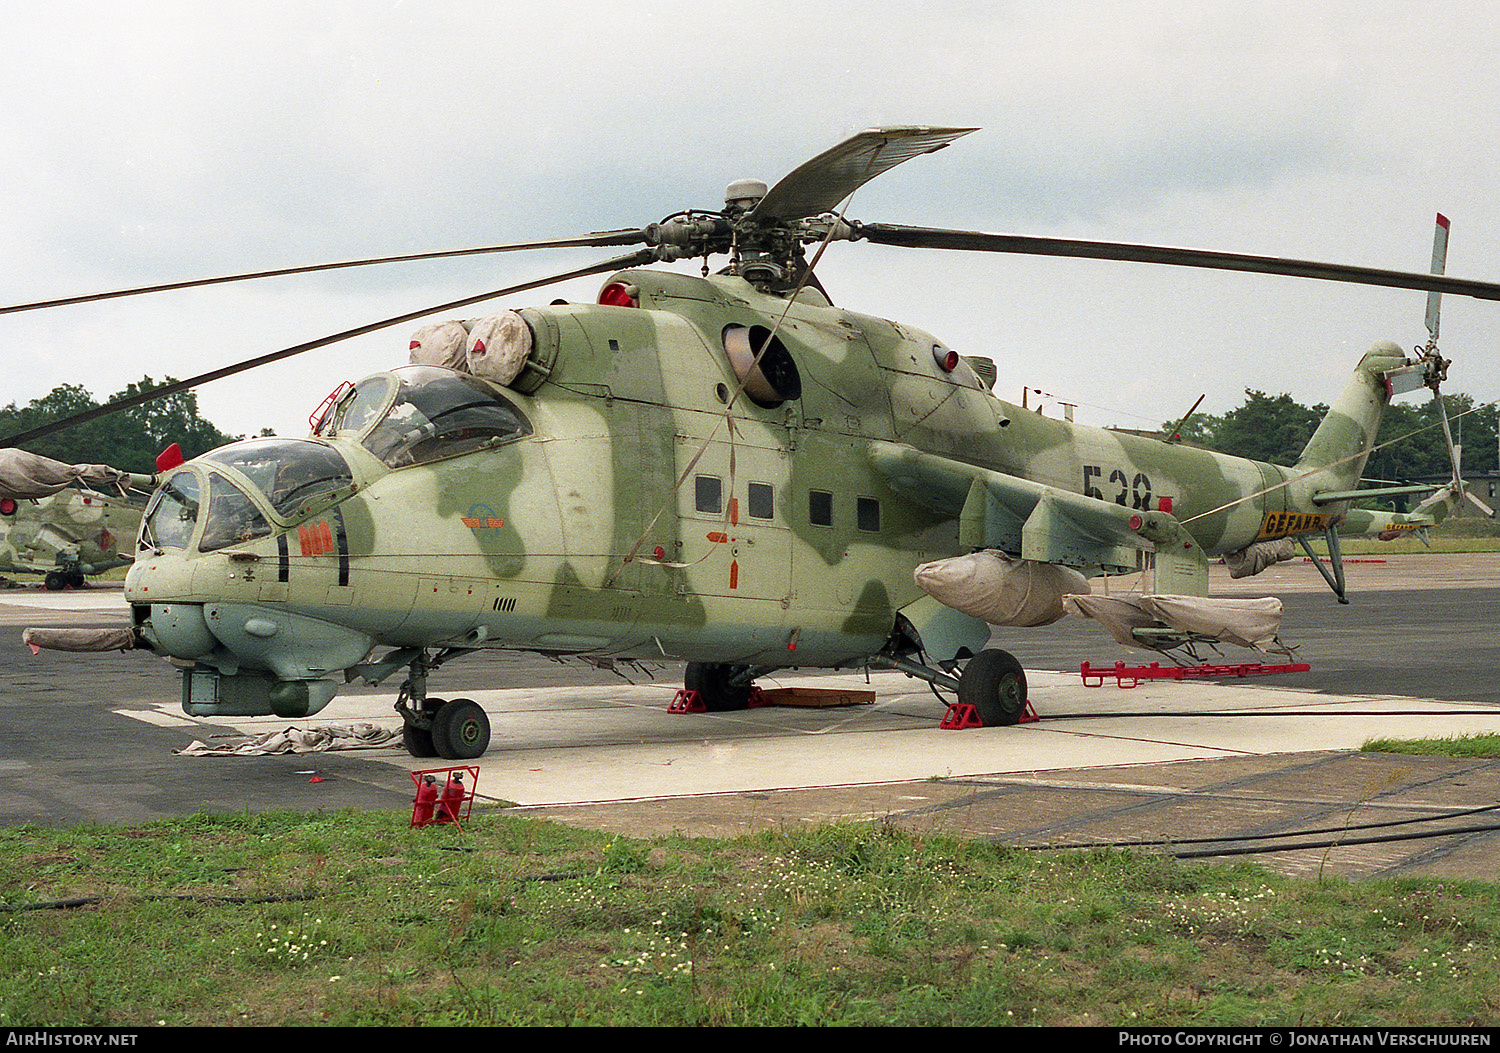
[
  {"left": 695, "top": 475, "right": 723, "bottom": 515},
  {"left": 808, "top": 489, "right": 833, "bottom": 527},
  {"left": 747, "top": 481, "right": 774, "bottom": 520},
  {"left": 856, "top": 496, "right": 881, "bottom": 533}
]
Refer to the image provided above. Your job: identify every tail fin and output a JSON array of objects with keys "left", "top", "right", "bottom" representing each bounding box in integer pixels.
[{"left": 1294, "top": 341, "right": 1407, "bottom": 491}]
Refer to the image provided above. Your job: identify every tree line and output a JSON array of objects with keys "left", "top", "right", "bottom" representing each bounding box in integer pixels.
[
  {"left": 1165, "top": 389, "right": 1498, "bottom": 483},
  {"left": 3, "top": 376, "right": 1494, "bottom": 486},
  {"left": 0, "top": 378, "right": 239, "bottom": 474}
]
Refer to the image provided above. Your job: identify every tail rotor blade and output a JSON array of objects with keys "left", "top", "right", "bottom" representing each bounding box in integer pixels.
[{"left": 1425, "top": 213, "right": 1450, "bottom": 346}]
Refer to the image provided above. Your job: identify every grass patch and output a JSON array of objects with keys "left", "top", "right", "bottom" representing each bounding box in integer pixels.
[
  {"left": 0, "top": 811, "right": 1497, "bottom": 1026},
  {"left": 1362, "top": 734, "right": 1500, "bottom": 758}
]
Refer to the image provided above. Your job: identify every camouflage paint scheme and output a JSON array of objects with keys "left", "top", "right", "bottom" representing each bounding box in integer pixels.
[
  {"left": 0, "top": 489, "right": 141, "bottom": 586},
  {"left": 123, "top": 268, "right": 1432, "bottom": 719}
]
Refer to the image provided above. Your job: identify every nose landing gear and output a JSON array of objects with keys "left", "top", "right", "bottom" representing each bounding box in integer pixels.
[{"left": 393, "top": 651, "right": 491, "bottom": 760}]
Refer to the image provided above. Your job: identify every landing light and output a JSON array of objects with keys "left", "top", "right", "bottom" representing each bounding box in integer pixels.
[{"left": 0, "top": 498, "right": 15, "bottom": 516}]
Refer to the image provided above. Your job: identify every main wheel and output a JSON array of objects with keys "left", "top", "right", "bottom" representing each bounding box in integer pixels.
[
  {"left": 431, "top": 698, "right": 491, "bottom": 759},
  {"left": 958, "top": 649, "right": 1028, "bottom": 727},
  {"left": 44, "top": 571, "right": 66, "bottom": 591},
  {"left": 401, "top": 697, "right": 444, "bottom": 758},
  {"left": 684, "top": 662, "right": 753, "bottom": 711}
]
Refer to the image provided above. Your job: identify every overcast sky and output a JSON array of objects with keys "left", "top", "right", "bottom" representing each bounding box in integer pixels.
[{"left": 5, "top": 0, "right": 1500, "bottom": 448}]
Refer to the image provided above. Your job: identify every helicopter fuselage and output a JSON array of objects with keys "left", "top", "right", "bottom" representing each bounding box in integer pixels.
[{"left": 124, "top": 267, "right": 1401, "bottom": 721}]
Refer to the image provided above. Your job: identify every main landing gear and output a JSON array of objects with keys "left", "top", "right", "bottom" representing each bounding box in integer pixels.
[
  {"left": 44, "top": 568, "right": 86, "bottom": 591},
  {"left": 684, "top": 646, "right": 1030, "bottom": 728},
  {"left": 871, "top": 644, "right": 1031, "bottom": 727},
  {"left": 683, "top": 661, "right": 757, "bottom": 710},
  {"left": 955, "top": 648, "right": 1028, "bottom": 727},
  {"left": 394, "top": 652, "right": 491, "bottom": 759}
]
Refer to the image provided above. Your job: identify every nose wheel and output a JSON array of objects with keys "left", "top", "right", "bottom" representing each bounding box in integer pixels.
[
  {"left": 396, "top": 659, "right": 493, "bottom": 760},
  {"left": 399, "top": 697, "right": 492, "bottom": 759},
  {"left": 431, "top": 698, "right": 490, "bottom": 759}
]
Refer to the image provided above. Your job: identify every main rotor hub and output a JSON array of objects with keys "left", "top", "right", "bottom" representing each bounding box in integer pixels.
[{"left": 723, "top": 179, "right": 767, "bottom": 215}]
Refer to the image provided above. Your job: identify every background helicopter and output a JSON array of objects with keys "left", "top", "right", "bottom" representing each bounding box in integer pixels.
[
  {"left": 10, "top": 126, "right": 1500, "bottom": 760},
  {"left": 0, "top": 450, "right": 151, "bottom": 590}
]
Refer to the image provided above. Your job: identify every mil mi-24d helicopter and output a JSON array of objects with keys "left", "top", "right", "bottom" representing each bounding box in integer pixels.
[{"left": 10, "top": 126, "right": 1500, "bottom": 760}]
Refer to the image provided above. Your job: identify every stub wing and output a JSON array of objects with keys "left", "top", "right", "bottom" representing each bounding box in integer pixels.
[
  {"left": 869, "top": 441, "right": 1299, "bottom": 655},
  {"left": 868, "top": 441, "right": 1208, "bottom": 596}
]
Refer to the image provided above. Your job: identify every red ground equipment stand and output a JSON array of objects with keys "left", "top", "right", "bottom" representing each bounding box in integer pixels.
[
  {"left": 1080, "top": 660, "right": 1310, "bottom": 688},
  {"left": 410, "top": 765, "right": 479, "bottom": 830}
]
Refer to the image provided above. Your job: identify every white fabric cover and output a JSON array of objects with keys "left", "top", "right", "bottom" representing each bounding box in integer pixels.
[
  {"left": 1140, "top": 594, "right": 1284, "bottom": 652},
  {"left": 23, "top": 626, "right": 137, "bottom": 652},
  {"left": 1063, "top": 594, "right": 1162, "bottom": 648},
  {"left": 0, "top": 450, "right": 130, "bottom": 500},
  {"left": 914, "top": 550, "right": 1089, "bottom": 626},
  {"left": 465, "top": 311, "right": 532, "bottom": 386},
  {"left": 177, "top": 722, "right": 401, "bottom": 756},
  {"left": 1223, "top": 537, "right": 1295, "bottom": 579},
  {"left": 1065, "top": 593, "right": 1285, "bottom": 653},
  {"left": 408, "top": 320, "right": 470, "bottom": 370}
]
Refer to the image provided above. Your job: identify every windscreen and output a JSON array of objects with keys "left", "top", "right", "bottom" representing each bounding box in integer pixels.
[
  {"left": 201, "top": 439, "right": 354, "bottom": 520},
  {"left": 141, "top": 471, "right": 200, "bottom": 550}
]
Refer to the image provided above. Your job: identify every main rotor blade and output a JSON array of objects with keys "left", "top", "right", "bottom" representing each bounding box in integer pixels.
[
  {"left": 0, "top": 248, "right": 658, "bottom": 450},
  {"left": 748, "top": 127, "right": 978, "bottom": 223},
  {"left": 0, "top": 230, "right": 652, "bottom": 316},
  {"left": 855, "top": 223, "right": 1500, "bottom": 303}
]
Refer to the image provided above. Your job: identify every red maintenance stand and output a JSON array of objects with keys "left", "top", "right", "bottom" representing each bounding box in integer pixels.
[
  {"left": 410, "top": 766, "right": 480, "bottom": 831},
  {"left": 1080, "top": 660, "right": 1310, "bottom": 688}
]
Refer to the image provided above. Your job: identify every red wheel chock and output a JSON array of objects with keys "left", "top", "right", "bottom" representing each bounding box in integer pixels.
[
  {"left": 941, "top": 699, "right": 1038, "bottom": 728},
  {"left": 668, "top": 689, "right": 705, "bottom": 713},
  {"left": 941, "top": 703, "right": 983, "bottom": 729}
]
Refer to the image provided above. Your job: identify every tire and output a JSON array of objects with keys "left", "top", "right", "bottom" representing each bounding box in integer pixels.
[
  {"left": 431, "top": 698, "right": 491, "bottom": 760},
  {"left": 44, "top": 571, "right": 66, "bottom": 591},
  {"left": 402, "top": 723, "right": 439, "bottom": 758},
  {"left": 958, "top": 649, "right": 1028, "bottom": 727},
  {"left": 684, "top": 662, "right": 753, "bottom": 711}
]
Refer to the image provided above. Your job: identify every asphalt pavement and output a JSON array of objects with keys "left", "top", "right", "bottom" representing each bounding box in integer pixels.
[{"left": 1, "top": 553, "right": 1496, "bottom": 880}]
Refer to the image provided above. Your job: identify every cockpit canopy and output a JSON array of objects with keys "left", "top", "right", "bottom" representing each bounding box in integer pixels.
[
  {"left": 317, "top": 365, "right": 533, "bottom": 468},
  {"left": 141, "top": 438, "right": 355, "bottom": 552}
]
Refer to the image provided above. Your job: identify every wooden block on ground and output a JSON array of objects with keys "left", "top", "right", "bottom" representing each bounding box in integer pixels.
[{"left": 756, "top": 686, "right": 876, "bottom": 708}]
